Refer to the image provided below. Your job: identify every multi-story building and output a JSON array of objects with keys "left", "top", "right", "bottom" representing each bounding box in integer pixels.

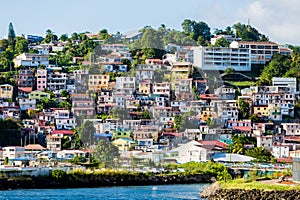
[
  {"left": 115, "top": 77, "right": 136, "bottom": 95},
  {"left": 88, "top": 74, "right": 110, "bottom": 91},
  {"left": 14, "top": 53, "right": 49, "bottom": 67},
  {"left": 152, "top": 82, "right": 171, "bottom": 97},
  {"left": 230, "top": 41, "right": 279, "bottom": 64},
  {"left": 71, "top": 93, "right": 95, "bottom": 117},
  {"left": 73, "top": 70, "right": 89, "bottom": 93},
  {"left": 272, "top": 77, "right": 297, "bottom": 93},
  {"left": 138, "top": 80, "right": 152, "bottom": 95},
  {"left": 0, "top": 84, "right": 13, "bottom": 99},
  {"left": 281, "top": 123, "right": 300, "bottom": 136},
  {"left": 36, "top": 69, "right": 47, "bottom": 91},
  {"left": 19, "top": 98, "right": 36, "bottom": 111},
  {"left": 47, "top": 71, "right": 67, "bottom": 93},
  {"left": 17, "top": 69, "right": 35, "bottom": 88},
  {"left": 171, "top": 62, "right": 192, "bottom": 83},
  {"left": 97, "top": 89, "right": 114, "bottom": 114},
  {"left": 46, "top": 135, "right": 62, "bottom": 151},
  {"left": 174, "top": 78, "right": 193, "bottom": 100},
  {"left": 193, "top": 46, "right": 251, "bottom": 71},
  {"left": 29, "top": 91, "right": 51, "bottom": 100},
  {"left": 2, "top": 146, "right": 25, "bottom": 159}
]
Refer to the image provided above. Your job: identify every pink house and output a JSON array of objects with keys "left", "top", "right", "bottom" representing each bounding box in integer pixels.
[{"left": 37, "top": 69, "right": 47, "bottom": 91}]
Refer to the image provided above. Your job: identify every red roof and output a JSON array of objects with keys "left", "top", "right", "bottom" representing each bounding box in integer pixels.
[
  {"left": 276, "top": 157, "right": 292, "bottom": 163},
  {"left": 52, "top": 130, "right": 74, "bottom": 135},
  {"left": 198, "top": 140, "right": 228, "bottom": 150},
  {"left": 233, "top": 126, "right": 251, "bottom": 132},
  {"left": 18, "top": 87, "right": 33, "bottom": 93}
]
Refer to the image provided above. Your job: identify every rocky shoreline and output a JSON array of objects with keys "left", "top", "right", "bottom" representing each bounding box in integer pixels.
[
  {"left": 0, "top": 173, "right": 212, "bottom": 190},
  {"left": 200, "top": 182, "right": 300, "bottom": 200}
]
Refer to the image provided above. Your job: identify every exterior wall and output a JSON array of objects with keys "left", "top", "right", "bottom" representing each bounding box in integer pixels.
[
  {"left": 193, "top": 46, "right": 251, "bottom": 71},
  {"left": 0, "top": 84, "right": 13, "bottom": 99},
  {"left": 14, "top": 53, "right": 49, "bottom": 67},
  {"left": 152, "top": 82, "right": 171, "bottom": 96},
  {"left": 47, "top": 72, "right": 67, "bottom": 92},
  {"left": 29, "top": 91, "right": 50, "bottom": 100},
  {"left": 115, "top": 77, "right": 136, "bottom": 95},
  {"left": 3, "top": 147, "right": 25, "bottom": 159},
  {"left": 46, "top": 136, "right": 62, "bottom": 151},
  {"left": 19, "top": 98, "right": 36, "bottom": 111},
  {"left": 88, "top": 74, "right": 110, "bottom": 91},
  {"left": 36, "top": 69, "right": 47, "bottom": 91},
  {"left": 18, "top": 69, "right": 35, "bottom": 88}
]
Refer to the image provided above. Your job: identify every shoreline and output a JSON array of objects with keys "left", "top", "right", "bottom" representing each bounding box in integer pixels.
[{"left": 0, "top": 173, "right": 213, "bottom": 190}]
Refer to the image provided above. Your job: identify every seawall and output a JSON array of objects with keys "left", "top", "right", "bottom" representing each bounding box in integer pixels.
[{"left": 0, "top": 173, "right": 213, "bottom": 190}]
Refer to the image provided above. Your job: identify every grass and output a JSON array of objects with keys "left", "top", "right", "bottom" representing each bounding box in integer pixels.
[
  {"left": 220, "top": 178, "right": 300, "bottom": 191},
  {"left": 227, "top": 81, "right": 255, "bottom": 87}
]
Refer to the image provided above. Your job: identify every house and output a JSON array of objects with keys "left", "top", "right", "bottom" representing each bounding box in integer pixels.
[
  {"left": 19, "top": 98, "right": 36, "bottom": 111},
  {"left": 112, "top": 138, "right": 136, "bottom": 151},
  {"left": 71, "top": 93, "right": 95, "bottom": 117},
  {"left": 24, "top": 144, "right": 46, "bottom": 158},
  {"left": 115, "top": 77, "right": 136, "bottom": 95},
  {"left": 138, "top": 80, "right": 152, "bottom": 95},
  {"left": 257, "top": 135, "right": 273, "bottom": 150},
  {"left": 135, "top": 138, "right": 154, "bottom": 151},
  {"left": 214, "top": 86, "right": 236, "bottom": 100},
  {"left": 47, "top": 71, "right": 67, "bottom": 93},
  {"left": 29, "top": 91, "right": 51, "bottom": 100},
  {"left": 2, "top": 146, "right": 25, "bottom": 159},
  {"left": 14, "top": 53, "right": 49, "bottom": 67},
  {"left": 171, "top": 62, "right": 192, "bottom": 84},
  {"left": 17, "top": 69, "right": 35, "bottom": 88},
  {"left": 272, "top": 77, "right": 297, "bottom": 93},
  {"left": 73, "top": 70, "right": 89, "bottom": 93},
  {"left": 169, "top": 140, "right": 208, "bottom": 163},
  {"left": 272, "top": 144, "right": 291, "bottom": 158},
  {"left": 152, "top": 82, "right": 171, "bottom": 97},
  {"left": 88, "top": 74, "right": 110, "bottom": 91},
  {"left": 57, "top": 150, "right": 86, "bottom": 160},
  {"left": 97, "top": 89, "right": 114, "bottom": 114},
  {"left": 0, "top": 84, "right": 13, "bottom": 99},
  {"left": 174, "top": 78, "right": 193, "bottom": 100},
  {"left": 36, "top": 69, "right": 47, "bottom": 91},
  {"left": 46, "top": 135, "right": 62, "bottom": 151},
  {"left": 281, "top": 123, "right": 300, "bottom": 136},
  {"left": 18, "top": 87, "right": 32, "bottom": 98}
]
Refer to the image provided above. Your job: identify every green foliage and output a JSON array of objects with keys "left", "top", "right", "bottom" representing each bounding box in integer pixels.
[
  {"left": 217, "top": 169, "right": 232, "bottom": 182},
  {"left": 141, "top": 28, "right": 164, "bottom": 59},
  {"left": 224, "top": 67, "right": 235, "bottom": 75},
  {"left": 78, "top": 120, "right": 96, "bottom": 146},
  {"left": 181, "top": 19, "right": 211, "bottom": 45},
  {"left": 43, "top": 29, "right": 58, "bottom": 43},
  {"left": 238, "top": 99, "right": 250, "bottom": 119},
  {"left": 233, "top": 22, "right": 269, "bottom": 42},
  {"left": 93, "top": 140, "right": 120, "bottom": 167},
  {"left": 51, "top": 170, "right": 67, "bottom": 180},
  {"left": 14, "top": 37, "right": 29, "bottom": 55},
  {"left": 8, "top": 23, "right": 16, "bottom": 48},
  {"left": 245, "top": 147, "right": 274, "bottom": 162},
  {"left": 230, "top": 134, "right": 256, "bottom": 154},
  {"left": 0, "top": 118, "right": 21, "bottom": 146},
  {"left": 214, "top": 37, "right": 230, "bottom": 47},
  {"left": 258, "top": 53, "right": 291, "bottom": 85},
  {"left": 141, "top": 110, "right": 151, "bottom": 119},
  {"left": 4, "top": 157, "right": 9, "bottom": 165},
  {"left": 59, "top": 34, "right": 68, "bottom": 41}
]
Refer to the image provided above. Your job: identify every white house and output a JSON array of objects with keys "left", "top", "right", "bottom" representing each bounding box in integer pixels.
[
  {"left": 14, "top": 53, "right": 49, "bottom": 67},
  {"left": 169, "top": 140, "right": 208, "bottom": 163},
  {"left": 272, "top": 144, "right": 290, "bottom": 158},
  {"left": 19, "top": 98, "right": 36, "bottom": 111},
  {"left": 2, "top": 146, "right": 25, "bottom": 159}
]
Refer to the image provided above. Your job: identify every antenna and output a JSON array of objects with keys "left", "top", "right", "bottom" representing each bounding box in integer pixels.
[{"left": 248, "top": 19, "right": 251, "bottom": 26}]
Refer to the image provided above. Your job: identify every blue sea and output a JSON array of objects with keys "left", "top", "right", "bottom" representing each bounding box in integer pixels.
[{"left": 0, "top": 184, "right": 209, "bottom": 200}]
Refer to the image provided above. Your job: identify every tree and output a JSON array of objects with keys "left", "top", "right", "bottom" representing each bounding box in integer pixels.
[
  {"left": 214, "top": 38, "right": 230, "bottom": 47},
  {"left": 245, "top": 147, "right": 274, "bottom": 162},
  {"left": 181, "top": 19, "right": 211, "bottom": 45},
  {"left": 141, "top": 110, "right": 151, "bottom": 119},
  {"left": 224, "top": 67, "right": 235, "bottom": 75},
  {"left": 43, "top": 29, "right": 58, "bottom": 43},
  {"left": 238, "top": 99, "right": 250, "bottom": 119},
  {"left": 14, "top": 36, "right": 29, "bottom": 54},
  {"left": 140, "top": 28, "right": 164, "bottom": 59},
  {"left": 8, "top": 22, "right": 16, "bottom": 48},
  {"left": 93, "top": 140, "right": 119, "bottom": 167},
  {"left": 217, "top": 168, "right": 232, "bottom": 182},
  {"left": 78, "top": 120, "right": 96, "bottom": 147},
  {"left": 59, "top": 34, "right": 68, "bottom": 41},
  {"left": 233, "top": 22, "right": 269, "bottom": 42}
]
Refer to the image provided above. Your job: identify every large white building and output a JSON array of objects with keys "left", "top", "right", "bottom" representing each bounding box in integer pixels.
[
  {"left": 14, "top": 53, "right": 49, "bottom": 67},
  {"left": 193, "top": 46, "right": 251, "bottom": 71}
]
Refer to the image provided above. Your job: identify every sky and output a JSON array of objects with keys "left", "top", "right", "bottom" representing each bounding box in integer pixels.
[{"left": 0, "top": 0, "right": 299, "bottom": 45}]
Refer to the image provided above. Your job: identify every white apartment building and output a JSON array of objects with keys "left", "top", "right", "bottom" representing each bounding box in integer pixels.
[
  {"left": 115, "top": 77, "right": 136, "bottom": 95},
  {"left": 47, "top": 72, "right": 67, "bottom": 92},
  {"left": 2, "top": 146, "right": 25, "bottom": 159},
  {"left": 152, "top": 82, "right": 171, "bottom": 96},
  {"left": 19, "top": 98, "right": 36, "bottom": 111},
  {"left": 272, "top": 77, "right": 297, "bottom": 93},
  {"left": 281, "top": 123, "right": 300, "bottom": 136},
  {"left": 272, "top": 144, "right": 290, "bottom": 158},
  {"left": 14, "top": 53, "right": 49, "bottom": 67},
  {"left": 193, "top": 46, "right": 251, "bottom": 71}
]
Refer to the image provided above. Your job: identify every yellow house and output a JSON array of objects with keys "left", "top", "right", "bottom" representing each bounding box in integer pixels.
[
  {"left": 171, "top": 62, "right": 192, "bottom": 89},
  {"left": 112, "top": 138, "right": 136, "bottom": 151},
  {"left": 138, "top": 80, "right": 151, "bottom": 95},
  {"left": 201, "top": 107, "right": 218, "bottom": 121},
  {"left": 88, "top": 74, "right": 110, "bottom": 91},
  {"left": 253, "top": 106, "right": 269, "bottom": 116},
  {"left": 0, "top": 84, "right": 14, "bottom": 99}
]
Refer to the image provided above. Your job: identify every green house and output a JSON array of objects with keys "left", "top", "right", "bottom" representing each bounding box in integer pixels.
[{"left": 29, "top": 91, "right": 51, "bottom": 100}]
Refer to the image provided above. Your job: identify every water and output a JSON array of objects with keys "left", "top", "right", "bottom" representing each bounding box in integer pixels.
[{"left": 0, "top": 184, "right": 209, "bottom": 200}]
